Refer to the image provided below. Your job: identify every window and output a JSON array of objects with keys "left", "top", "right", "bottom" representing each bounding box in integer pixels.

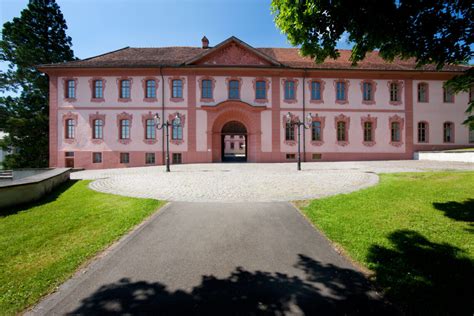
[
  {"left": 229, "top": 80, "right": 240, "bottom": 99},
  {"left": 284, "top": 80, "right": 295, "bottom": 100},
  {"left": 201, "top": 79, "right": 213, "bottom": 99},
  {"left": 172, "top": 153, "right": 182, "bottom": 164},
  {"left": 93, "top": 119, "right": 103, "bottom": 139},
  {"left": 120, "top": 152, "right": 130, "bottom": 164},
  {"left": 390, "top": 82, "right": 400, "bottom": 102},
  {"left": 336, "top": 81, "right": 346, "bottom": 101},
  {"left": 363, "top": 122, "right": 373, "bottom": 142},
  {"left": 311, "top": 81, "right": 321, "bottom": 100},
  {"left": 172, "top": 79, "right": 183, "bottom": 98},
  {"left": 362, "top": 82, "right": 373, "bottom": 102},
  {"left": 92, "top": 152, "right": 102, "bottom": 163},
  {"left": 65, "top": 119, "right": 75, "bottom": 139},
  {"left": 443, "top": 122, "right": 454, "bottom": 143},
  {"left": 93, "top": 80, "right": 103, "bottom": 99},
  {"left": 286, "top": 153, "right": 296, "bottom": 160},
  {"left": 145, "top": 153, "right": 155, "bottom": 164},
  {"left": 391, "top": 122, "right": 401, "bottom": 142},
  {"left": 469, "top": 124, "right": 474, "bottom": 143},
  {"left": 172, "top": 119, "right": 183, "bottom": 140},
  {"left": 65, "top": 151, "right": 74, "bottom": 157},
  {"left": 120, "top": 119, "right": 130, "bottom": 139},
  {"left": 255, "top": 80, "right": 266, "bottom": 100},
  {"left": 417, "top": 122, "right": 428, "bottom": 143},
  {"left": 312, "top": 153, "right": 322, "bottom": 160},
  {"left": 146, "top": 119, "right": 156, "bottom": 139},
  {"left": 443, "top": 85, "right": 454, "bottom": 103},
  {"left": 337, "top": 121, "right": 346, "bottom": 141},
  {"left": 146, "top": 80, "right": 156, "bottom": 98},
  {"left": 66, "top": 80, "right": 75, "bottom": 99},
  {"left": 311, "top": 121, "right": 321, "bottom": 141},
  {"left": 120, "top": 80, "right": 131, "bottom": 99},
  {"left": 230, "top": 142, "right": 235, "bottom": 149},
  {"left": 418, "top": 83, "right": 428, "bottom": 102},
  {"left": 285, "top": 122, "right": 295, "bottom": 141},
  {"left": 470, "top": 85, "right": 474, "bottom": 102}
]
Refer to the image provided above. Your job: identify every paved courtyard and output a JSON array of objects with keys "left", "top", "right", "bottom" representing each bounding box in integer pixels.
[{"left": 72, "top": 160, "right": 474, "bottom": 202}]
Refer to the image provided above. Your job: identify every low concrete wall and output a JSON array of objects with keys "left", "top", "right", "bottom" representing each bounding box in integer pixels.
[
  {"left": 415, "top": 151, "right": 474, "bottom": 163},
  {"left": 0, "top": 168, "right": 71, "bottom": 209}
]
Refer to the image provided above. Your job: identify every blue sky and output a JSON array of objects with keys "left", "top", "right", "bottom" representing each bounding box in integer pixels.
[{"left": 0, "top": 0, "right": 352, "bottom": 60}]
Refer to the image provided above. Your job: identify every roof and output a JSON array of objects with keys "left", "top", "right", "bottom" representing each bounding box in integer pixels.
[{"left": 38, "top": 36, "right": 470, "bottom": 72}]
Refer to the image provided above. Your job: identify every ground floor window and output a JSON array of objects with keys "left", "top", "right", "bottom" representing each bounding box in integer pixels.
[
  {"left": 120, "top": 152, "right": 130, "bottom": 164},
  {"left": 469, "top": 124, "right": 474, "bottom": 143},
  {"left": 337, "top": 121, "right": 346, "bottom": 142},
  {"left": 443, "top": 122, "right": 454, "bottom": 143},
  {"left": 391, "top": 122, "right": 401, "bottom": 142},
  {"left": 286, "top": 153, "right": 296, "bottom": 160},
  {"left": 312, "top": 153, "right": 322, "bottom": 160},
  {"left": 145, "top": 152, "right": 155, "bottom": 164},
  {"left": 92, "top": 152, "right": 102, "bottom": 163},
  {"left": 418, "top": 122, "right": 428, "bottom": 143},
  {"left": 65, "top": 151, "right": 74, "bottom": 157},
  {"left": 285, "top": 123, "right": 295, "bottom": 141},
  {"left": 172, "top": 153, "right": 182, "bottom": 164}
]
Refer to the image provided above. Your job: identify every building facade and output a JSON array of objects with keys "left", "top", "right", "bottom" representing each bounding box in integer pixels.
[{"left": 39, "top": 36, "right": 473, "bottom": 169}]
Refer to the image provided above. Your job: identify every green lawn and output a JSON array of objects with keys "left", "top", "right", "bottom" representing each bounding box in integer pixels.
[
  {"left": 0, "top": 180, "right": 163, "bottom": 315},
  {"left": 301, "top": 171, "right": 474, "bottom": 315}
]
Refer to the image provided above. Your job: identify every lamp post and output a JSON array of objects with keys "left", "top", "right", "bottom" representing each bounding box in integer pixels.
[
  {"left": 154, "top": 112, "right": 182, "bottom": 172},
  {"left": 286, "top": 112, "right": 313, "bottom": 171}
]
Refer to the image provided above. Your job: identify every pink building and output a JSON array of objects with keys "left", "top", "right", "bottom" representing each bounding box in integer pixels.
[{"left": 39, "top": 36, "right": 473, "bottom": 169}]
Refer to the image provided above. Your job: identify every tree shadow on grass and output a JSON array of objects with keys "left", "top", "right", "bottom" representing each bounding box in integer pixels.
[
  {"left": 433, "top": 199, "right": 474, "bottom": 233},
  {"left": 0, "top": 179, "right": 78, "bottom": 217},
  {"left": 367, "top": 229, "right": 474, "bottom": 315},
  {"left": 69, "top": 255, "right": 397, "bottom": 315}
]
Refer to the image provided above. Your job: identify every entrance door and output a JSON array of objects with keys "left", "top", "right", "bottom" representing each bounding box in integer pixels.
[{"left": 221, "top": 121, "right": 247, "bottom": 162}]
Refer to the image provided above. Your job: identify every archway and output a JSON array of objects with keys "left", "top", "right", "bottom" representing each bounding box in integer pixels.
[{"left": 221, "top": 121, "right": 247, "bottom": 162}]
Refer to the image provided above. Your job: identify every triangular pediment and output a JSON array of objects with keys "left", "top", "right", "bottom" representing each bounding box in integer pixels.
[{"left": 185, "top": 36, "right": 281, "bottom": 67}]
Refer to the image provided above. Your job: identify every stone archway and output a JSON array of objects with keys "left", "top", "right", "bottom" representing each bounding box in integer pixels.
[
  {"left": 221, "top": 121, "right": 248, "bottom": 162},
  {"left": 203, "top": 101, "right": 266, "bottom": 162}
]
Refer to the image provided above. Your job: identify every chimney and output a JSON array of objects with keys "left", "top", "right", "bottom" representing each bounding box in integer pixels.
[{"left": 201, "top": 36, "right": 209, "bottom": 49}]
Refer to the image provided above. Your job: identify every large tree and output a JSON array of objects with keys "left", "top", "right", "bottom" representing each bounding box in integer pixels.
[
  {"left": 271, "top": 0, "right": 473, "bottom": 124},
  {"left": 0, "top": 0, "right": 75, "bottom": 168}
]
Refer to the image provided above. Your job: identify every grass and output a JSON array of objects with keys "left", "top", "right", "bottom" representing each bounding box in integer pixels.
[
  {"left": 0, "top": 180, "right": 163, "bottom": 315},
  {"left": 301, "top": 171, "right": 474, "bottom": 315}
]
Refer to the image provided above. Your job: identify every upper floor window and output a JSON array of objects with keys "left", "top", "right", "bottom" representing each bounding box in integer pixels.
[
  {"left": 284, "top": 80, "right": 295, "bottom": 100},
  {"left": 418, "top": 83, "right": 428, "bottom": 102},
  {"left": 145, "top": 119, "right": 156, "bottom": 139},
  {"left": 362, "top": 82, "right": 374, "bottom": 102},
  {"left": 391, "top": 122, "right": 401, "bottom": 142},
  {"left": 229, "top": 80, "right": 240, "bottom": 99},
  {"left": 443, "top": 122, "right": 454, "bottom": 143},
  {"left": 390, "top": 82, "right": 400, "bottom": 102},
  {"left": 66, "top": 80, "right": 75, "bottom": 99},
  {"left": 443, "top": 85, "right": 454, "bottom": 103},
  {"left": 201, "top": 79, "right": 213, "bottom": 99},
  {"left": 146, "top": 80, "right": 156, "bottom": 98},
  {"left": 417, "top": 122, "right": 428, "bottom": 143},
  {"left": 120, "top": 80, "right": 131, "bottom": 99},
  {"left": 311, "top": 81, "right": 322, "bottom": 101},
  {"left": 201, "top": 79, "right": 212, "bottom": 99},
  {"left": 93, "top": 80, "right": 103, "bottom": 99},
  {"left": 65, "top": 119, "right": 75, "bottom": 139},
  {"left": 336, "top": 81, "right": 346, "bottom": 101},
  {"left": 311, "top": 121, "right": 321, "bottom": 141},
  {"left": 363, "top": 122, "right": 373, "bottom": 142},
  {"left": 255, "top": 80, "right": 266, "bottom": 100},
  {"left": 93, "top": 119, "right": 103, "bottom": 139},
  {"left": 172, "top": 119, "right": 183, "bottom": 140},
  {"left": 120, "top": 119, "right": 130, "bottom": 139},
  {"left": 337, "top": 121, "right": 346, "bottom": 142},
  {"left": 285, "top": 122, "right": 295, "bottom": 141},
  {"left": 172, "top": 79, "right": 183, "bottom": 98}
]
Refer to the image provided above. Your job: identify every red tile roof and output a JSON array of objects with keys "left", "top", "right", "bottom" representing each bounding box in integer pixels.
[{"left": 39, "top": 44, "right": 469, "bottom": 72}]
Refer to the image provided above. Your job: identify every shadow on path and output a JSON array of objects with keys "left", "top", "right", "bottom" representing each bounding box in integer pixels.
[
  {"left": 69, "top": 254, "right": 395, "bottom": 315},
  {"left": 367, "top": 229, "right": 474, "bottom": 315}
]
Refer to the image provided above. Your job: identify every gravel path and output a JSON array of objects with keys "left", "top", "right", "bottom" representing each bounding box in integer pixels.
[{"left": 71, "top": 160, "right": 473, "bottom": 202}]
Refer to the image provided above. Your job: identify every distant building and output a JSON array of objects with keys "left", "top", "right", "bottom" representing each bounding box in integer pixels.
[
  {"left": 0, "top": 131, "right": 7, "bottom": 167},
  {"left": 38, "top": 36, "right": 473, "bottom": 169}
]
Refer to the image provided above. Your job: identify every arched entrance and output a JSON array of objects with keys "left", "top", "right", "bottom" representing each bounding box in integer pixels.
[{"left": 221, "top": 121, "right": 247, "bottom": 162}]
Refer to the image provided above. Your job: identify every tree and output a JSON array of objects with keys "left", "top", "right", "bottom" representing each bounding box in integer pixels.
[
  {"left": 0, "top": 0, "right": 75, "bottom": 168},
  {"left": 271, "top": 0, "right": 473, "bottom": 124}
]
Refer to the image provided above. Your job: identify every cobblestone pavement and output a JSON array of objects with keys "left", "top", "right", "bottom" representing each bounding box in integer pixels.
[{"left": 71, "top": 160, "right": 473, "bottom": 202}]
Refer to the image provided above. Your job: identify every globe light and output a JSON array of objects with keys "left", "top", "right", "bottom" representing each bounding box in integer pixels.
[
  {"left": 286, "top": 112, "right": 292, "bottom": 123},
  {"left": 306, "top": 113, "right": 313, "bottom": 126},
  {"left": 174, "top": 113, "right": 181, "bottom": 126},
  {"left": 154, "top": 113, "right": 161, "bottom": 126}
]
